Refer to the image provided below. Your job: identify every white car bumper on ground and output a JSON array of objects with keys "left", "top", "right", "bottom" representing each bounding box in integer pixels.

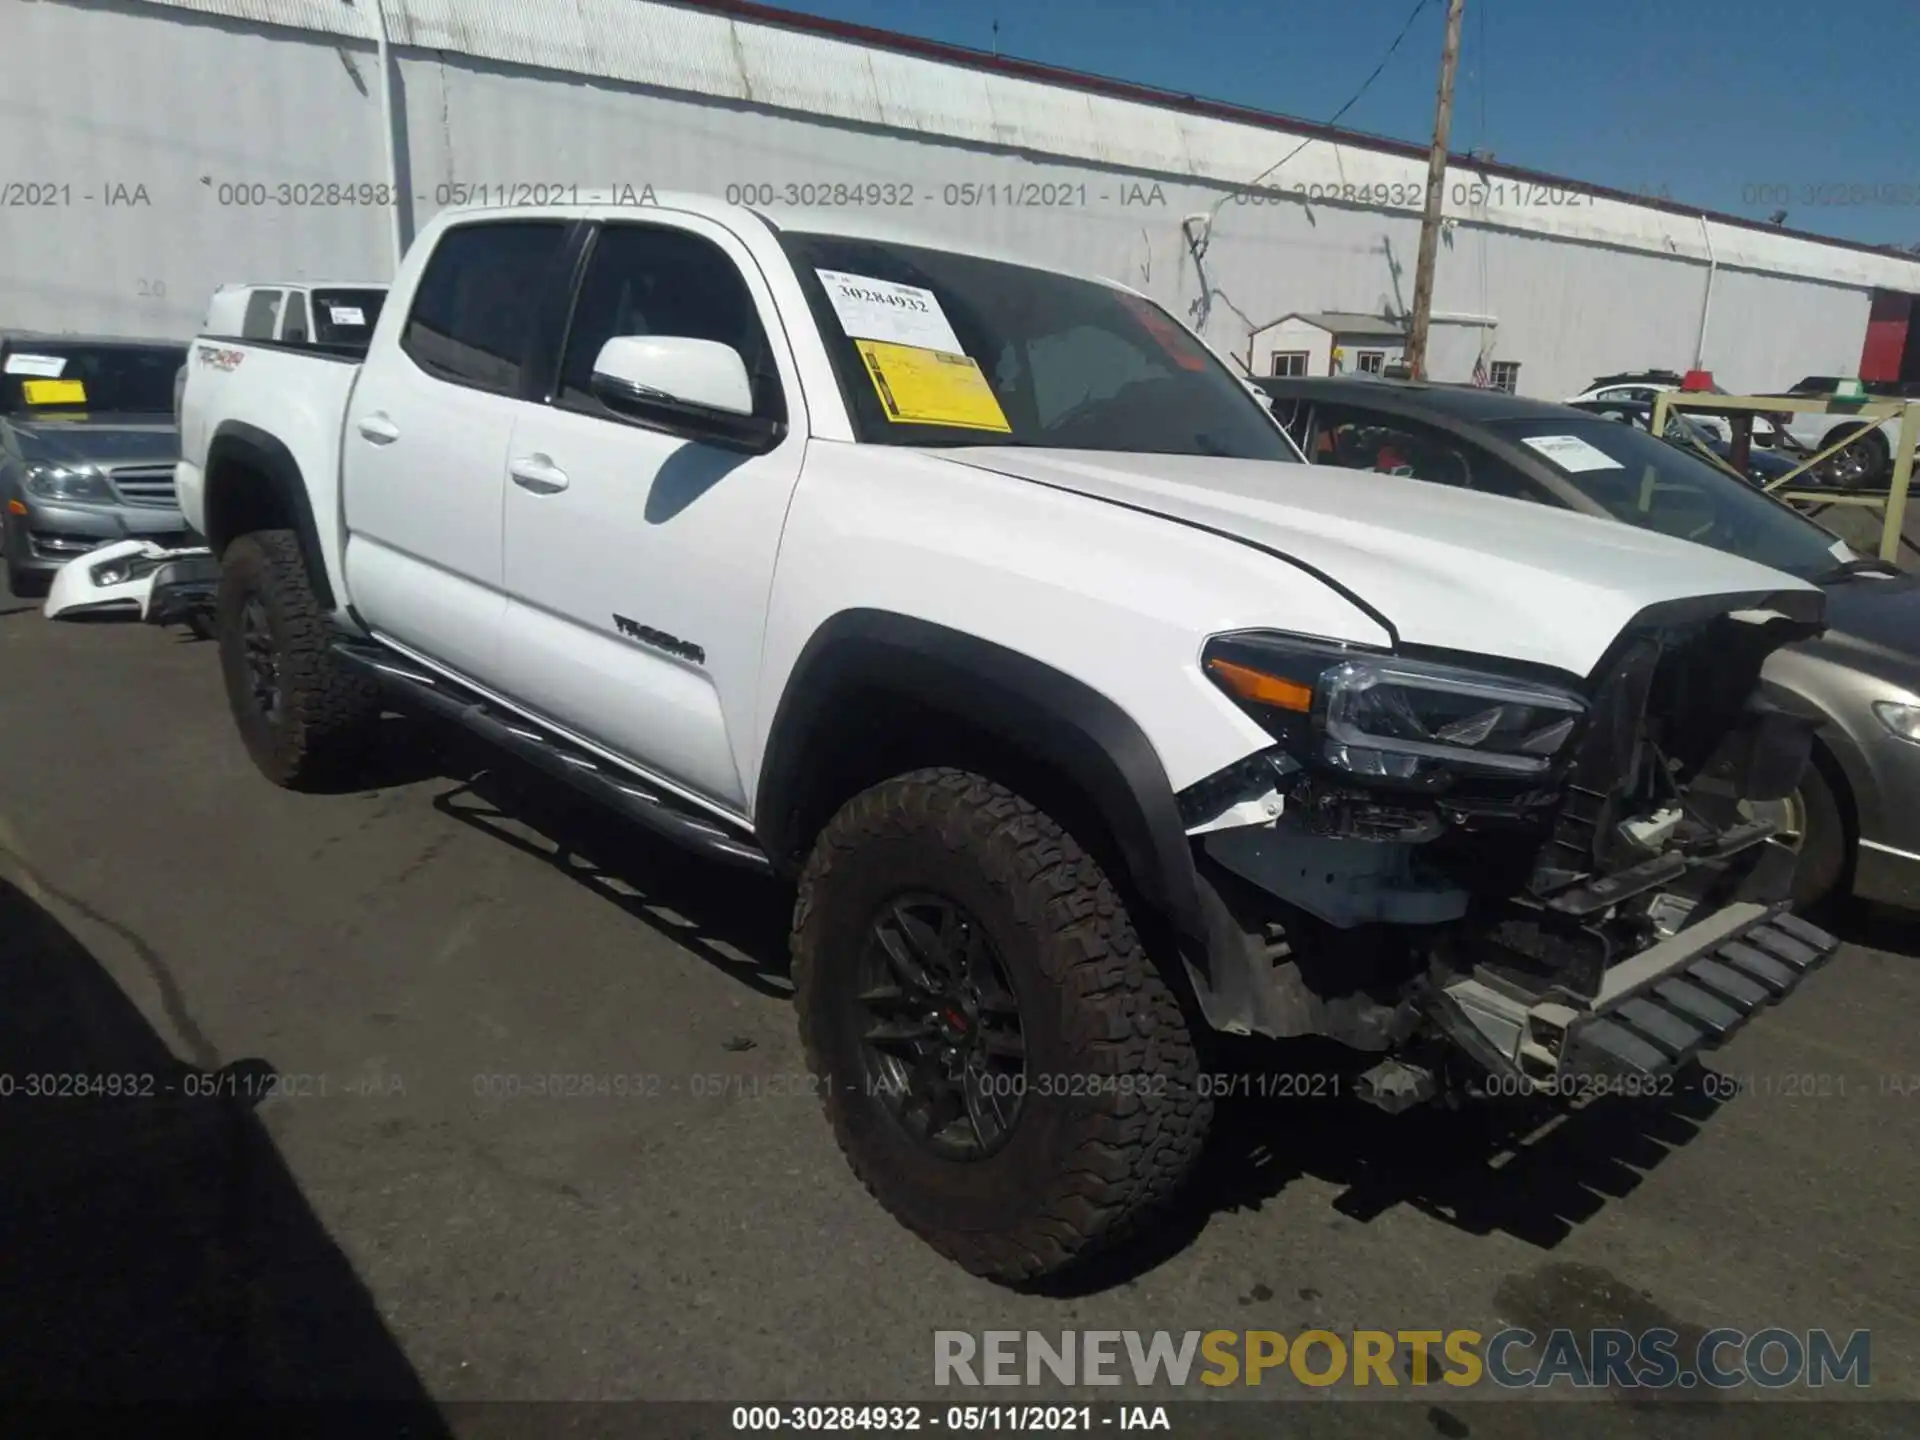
[{"left": 43, "top": 538, "right": 218, "bottom": 626}]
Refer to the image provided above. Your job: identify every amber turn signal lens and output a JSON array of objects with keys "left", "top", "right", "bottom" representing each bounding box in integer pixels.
[
  {"left": 1206, "top": 657, "right": 1314, "bottom": 712},
  {"left": 5, "top": 499, "right": 25, "bottom": 515}
]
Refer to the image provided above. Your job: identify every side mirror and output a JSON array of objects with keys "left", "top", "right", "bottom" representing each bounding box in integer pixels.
[{"left": 589, "top": 336, "right": 784, "bottom": 453}]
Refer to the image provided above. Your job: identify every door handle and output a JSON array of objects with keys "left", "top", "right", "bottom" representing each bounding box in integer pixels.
[
  {"left": 509, "top": 454, "right": 569, "bottom": 494},
  {"left": 356, "top": 413, "right": 401, "bottom": 444}
]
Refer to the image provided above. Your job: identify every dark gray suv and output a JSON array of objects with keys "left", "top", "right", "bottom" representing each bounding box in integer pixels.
[{"left": 2, "top": 334, "right": 192, "bottom": 597}]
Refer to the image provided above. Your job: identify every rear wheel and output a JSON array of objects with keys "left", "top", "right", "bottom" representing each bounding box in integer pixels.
[
  {"left": 792, "top": 767, "right": 1211, "bottom": 1284},
  {"left": 216, "top": 529, "right": 380, "bottom": 788}
]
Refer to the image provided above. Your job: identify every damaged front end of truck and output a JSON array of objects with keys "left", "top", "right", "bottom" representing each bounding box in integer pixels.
[{"left": 1177, "top": 588, "right": 1842, "bottom": 1111}]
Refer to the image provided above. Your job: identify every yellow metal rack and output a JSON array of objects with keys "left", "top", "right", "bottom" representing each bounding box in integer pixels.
[{"left": 1649, "top": 390, "right": 1918, "bottom": 564}]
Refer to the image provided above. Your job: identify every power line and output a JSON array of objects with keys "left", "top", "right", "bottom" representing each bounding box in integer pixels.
[
  {"left": 1187, "top": 0, "right": 1440, "bottom": 333},
  {"left": 1223, "top": 0, "right": 1439, "bottom": 209}
]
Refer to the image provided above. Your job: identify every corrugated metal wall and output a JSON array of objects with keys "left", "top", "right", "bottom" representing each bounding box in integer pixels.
[{"left": 2, "top": 0, "right": 1908, "bottom": 398}]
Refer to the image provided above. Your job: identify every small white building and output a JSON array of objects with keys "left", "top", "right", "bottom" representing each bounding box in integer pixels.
[{"left": 1252, "top": 313, "right": 1407, "bottom": 379}]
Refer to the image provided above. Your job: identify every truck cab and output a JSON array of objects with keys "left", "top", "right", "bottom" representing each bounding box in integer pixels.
[{"left": 175, "top": 194, "right": 1842, "bottom": 1286}]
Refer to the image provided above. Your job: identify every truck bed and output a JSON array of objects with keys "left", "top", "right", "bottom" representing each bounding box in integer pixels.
[{"left": 175, "top": 337, "right": 363, "bottom": 618}]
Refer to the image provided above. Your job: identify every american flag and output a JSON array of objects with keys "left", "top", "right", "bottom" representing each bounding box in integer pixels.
[{"left": 1471, "top": 352, "right": 1489, "bottom": 387}]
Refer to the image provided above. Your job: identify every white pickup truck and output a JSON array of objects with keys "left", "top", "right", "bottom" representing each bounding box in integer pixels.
[{"left": 177, "top": 193, "right": 1839, "bottom": 1283}]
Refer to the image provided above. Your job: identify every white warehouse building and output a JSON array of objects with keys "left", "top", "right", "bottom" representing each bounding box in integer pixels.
[{"left": 6, "top": 0, "right": 1920, "bottom": 400}]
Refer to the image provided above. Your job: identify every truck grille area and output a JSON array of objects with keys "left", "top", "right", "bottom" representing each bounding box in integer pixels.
[{"left": 108, "top": 466, "right": 179, "bottom": 508}]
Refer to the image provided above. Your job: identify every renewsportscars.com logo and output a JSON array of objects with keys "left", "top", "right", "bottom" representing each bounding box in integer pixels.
[{"left": 934, "top": 1329, "right": 1872, "bottom": 1391}]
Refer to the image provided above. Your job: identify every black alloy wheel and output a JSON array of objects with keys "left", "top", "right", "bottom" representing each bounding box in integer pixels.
[{"left": 856, "top": 892, "right": 1026, "bottom": 1161}]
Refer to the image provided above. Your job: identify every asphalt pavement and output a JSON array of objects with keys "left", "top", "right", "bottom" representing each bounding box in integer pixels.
[{"left": 1, "top": 578, "right": 1916, "bottom": 1438}]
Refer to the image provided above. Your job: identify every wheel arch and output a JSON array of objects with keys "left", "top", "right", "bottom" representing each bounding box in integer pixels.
[
  {"left": 202, "top": 421, "right": 334, "bottom": 609},
  {"left": 754, "top": 610, "right": 1210, "bottom": 976}
]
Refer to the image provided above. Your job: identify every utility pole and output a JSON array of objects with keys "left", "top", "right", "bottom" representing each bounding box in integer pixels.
[{"left": 1404, "top": 0, "right": 1465, "bottom": 380}]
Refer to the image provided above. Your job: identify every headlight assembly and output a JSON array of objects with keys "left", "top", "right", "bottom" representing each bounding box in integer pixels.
[
  {"left": 22, "top": 463, "right": 115, "bottom": 504},
  {"left": 1203, "top": 632, "right": 1588, "bottom": 781},
  {"left": 1872, "top": 700, "right": 1920, "bottom": 746}
]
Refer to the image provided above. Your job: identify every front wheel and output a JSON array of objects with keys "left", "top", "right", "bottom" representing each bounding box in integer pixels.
[
  {"left": 1750, "top": 765, "right": 1847, "bottom": 910},
  {"left": 792, "top": 768, "right": 1211, "bottom": 1284}
]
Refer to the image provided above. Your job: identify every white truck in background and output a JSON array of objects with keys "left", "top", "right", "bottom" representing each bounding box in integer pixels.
[
  {"left": 176, "top": 193, "right": 1839, "bottom": 1284},
  {"left": 174, "top": 282, "right": 389, "bottom": 421}
]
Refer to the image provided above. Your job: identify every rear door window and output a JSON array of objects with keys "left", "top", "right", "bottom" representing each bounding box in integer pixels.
[{"left": 241, "top": 289, "right": 283, "bottom": 340}]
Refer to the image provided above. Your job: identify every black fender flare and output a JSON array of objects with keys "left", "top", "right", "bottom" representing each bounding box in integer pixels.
[
  {"left": 755, "top": 609, "right": 1209, "bottom": 973},
  {"left": 202, "top": 420, "right": 335, "bottom": 609}
]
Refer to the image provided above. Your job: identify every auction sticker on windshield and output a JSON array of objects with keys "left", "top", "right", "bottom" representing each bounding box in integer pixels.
[
  {"left": 327, "top": 305, "right": 367, "bottom": 326},
  {"left": 21, "top": 378, "right": 86, "bottom": 405},
  {"left": 3, "top": 353, "right": 66, "bottom": 378},
  {"left": 816, "top": 270, "right": 965, "bottom": 355},
  {"left": 857, "top": 340, "right": 1011, "bottom": 433},
  {"left": 1521, "top": 434, "right": 1625, "bottom": 473}
]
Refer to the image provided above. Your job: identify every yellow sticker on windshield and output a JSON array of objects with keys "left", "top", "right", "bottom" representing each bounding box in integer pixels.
[
  {"left": 856, "top": 340, "right": 1011, "bottom": 433},
  {"left": 22, "top": 378, "right": 86, "bottom": 405}
]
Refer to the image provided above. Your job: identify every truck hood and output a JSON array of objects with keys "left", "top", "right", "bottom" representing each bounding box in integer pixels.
[
  {"left": 938, "top": 447, "right": 1821, "bottom": 677},
  {"left": 11, "top": 417, "right": 180, "bottom": 468}
]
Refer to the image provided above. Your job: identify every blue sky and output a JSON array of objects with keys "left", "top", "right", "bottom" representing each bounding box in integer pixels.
[{"left": 763, "top": 0, "right": 1920, "bottom": 249}]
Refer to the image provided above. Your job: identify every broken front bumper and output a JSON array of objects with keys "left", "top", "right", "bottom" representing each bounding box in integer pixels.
[
  {"left": 1438, "top": 902, "right": 1839, "bottom": 1091},
  {"left": 144, "top": 553, "right": 220, "bottom": 626}
]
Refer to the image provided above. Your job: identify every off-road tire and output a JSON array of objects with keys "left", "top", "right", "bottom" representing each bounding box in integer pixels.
[
  {"left": 1789, "top": 764, "right": 1847, "bottom": 911},
  {"left": 793, "top": 767, "right": 1211, "bottom": 1283},
  {"left": 216, "top": 529, "right": 380, "bottom": 789}
]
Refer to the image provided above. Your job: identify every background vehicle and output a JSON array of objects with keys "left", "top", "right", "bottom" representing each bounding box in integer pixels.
[
  {"left": 1760, "top": 375, "right": 1920, "bottom": 487},
  {"left": 1260, "top": 374, "right": 1920, "bottom": 911},
  {"left": 1566, "top": 397, "right": 1815, "bottom": 488},
  {"left": 203, "top": 281, "right": 389, "bottom": 348},
  {"left": 1566, "top": 370, "right": 1733, "bottom": 443},
  {"left": 175, "top": 282, "right": 391, "bottom": 419},
  {"left": 2, "top": 334, "right": 193, "bottom": 598},
  {"left": 1564, "top": 372, "right": 1851, "bottom": 476},
  {"left": 179, "top": 195, "right": 1838, "bottom": 1282}
]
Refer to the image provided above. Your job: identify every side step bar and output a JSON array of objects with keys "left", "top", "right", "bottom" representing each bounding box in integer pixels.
[
  {"left": 1436, "top": 903, "right": 1840, "bottom": 1091},
  {"left": 332, "top": 640, "right": 774, "bottom": 874}
]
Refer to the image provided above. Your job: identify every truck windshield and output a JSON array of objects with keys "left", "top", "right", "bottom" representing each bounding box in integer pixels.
[
  {"left": 1486, "top": 415, "right": 1840, "bottom": 581},
  {"left": 778, "top": 232, "right": 1295, "bottom": 460},
  {"left": 1, "top": 343, "right": 186, "bottom": 416},
  {"left": 311, "top": 289, "right": 388, "bottom": 346}
]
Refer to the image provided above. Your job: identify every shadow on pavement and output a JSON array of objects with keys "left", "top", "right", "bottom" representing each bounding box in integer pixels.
[
  {"left": 0, "top": 872, "right": 450, "bottom": 1429},
  {"left": 431, "top": 752, "right": 794, "bottom": 1000},
  {"left": 1819, "top": 897, "right": 1920, "bottom": 956},
  {"left": 1032, "top": 1041, "right": 1727, "bottom": 1296}
]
